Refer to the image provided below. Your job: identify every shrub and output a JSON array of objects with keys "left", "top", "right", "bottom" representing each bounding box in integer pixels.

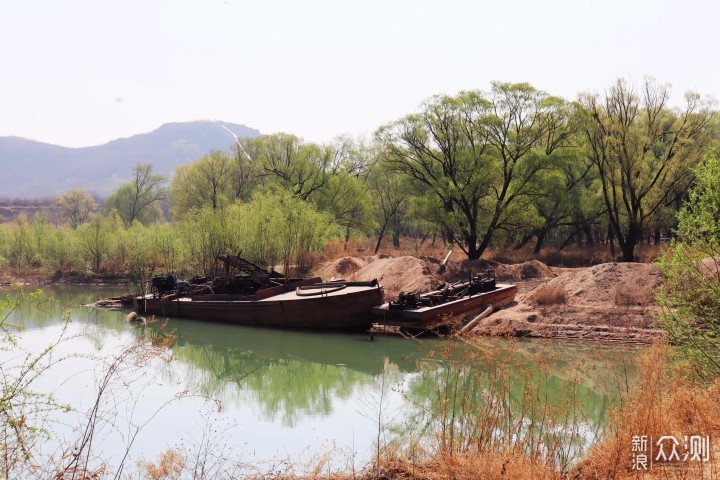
[{"left": 534, "top": 283, "right": 567, "bottom": 305}]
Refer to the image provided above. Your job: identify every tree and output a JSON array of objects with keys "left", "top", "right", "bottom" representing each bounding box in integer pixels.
[
  {"left": 170, "top": 151, "right": 234, "bottom": 218},
  {"left": 251, "top": 133, "right": 330, "bottom": 200},
  {"left": 377, "top": 83, "right": 575, "bottom": 259},
  {"left": 55, "top": 189, "right": 98, "bottom": 229},
  {"left": 658, "top": 149, "right": 720, "bottom": 379},
  {"left": 366, "top": 158, "right": 410, "bottom": 254},
  {"left": 77, "top": 213, "right": 115, "bottom": 272},
  {"left": 581, "top": 77, "right": 712, "bottom": 261},
  {"left": 230, "top": 142, "right": 261, "bottom": 202},
  {"left": 313, "top": 137, "right": 375, "bottom": 248},
  {"left": 105, "top": 163, "right": 167, "bottom": 226}
]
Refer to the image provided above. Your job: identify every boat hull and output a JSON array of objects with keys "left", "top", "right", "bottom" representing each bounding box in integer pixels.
[
  {"left": 372, "top": 283, "right": 517, "bottom": 330},
  {"left": 135, "top": 280, "right": 384, "bottom": 330}
]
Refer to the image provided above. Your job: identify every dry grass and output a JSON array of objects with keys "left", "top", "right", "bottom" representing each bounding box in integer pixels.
[
  {"left": 534, "top": 283, "right": 567, "bottom": 305},
  {"left": 359, "top": 449, "right": 561, "bottom": 480},
  {"left": 572, "top": 346, "right": 720, "bottom": 479},
  {"left": 614, "top": 283, "right": 652, "bottom": 306}
]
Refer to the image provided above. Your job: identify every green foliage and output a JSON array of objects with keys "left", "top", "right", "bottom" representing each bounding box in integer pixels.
[
  {"left": 170, "top": 151, "right": 234, "bottom": 219},
  {"left": 658, "top": 149, "right": 720, "bottom": 379},
  {"left": 55, "top": 189, "right": 98, "bottom": 229},
  {"left": 0, "top": 289, "right": 71, "bottom": 478},
  {"left": 235, "top": 191, "right": 340, "bottom": 274},
  {"left": 377, "top": 82, "right": 576, "bottom": 259},
  {"left": 105, "top": 163, "right": 167, "bottom": 226},
  {"left": 246, "top": 133, "right": 330, "bottom": 200}
]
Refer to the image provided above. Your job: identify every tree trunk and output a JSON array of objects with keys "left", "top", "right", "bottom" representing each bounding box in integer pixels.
[
  {"left": 621, "top": 240, "right": 636, "bottom": 262},
  {"left": 533, "top": 229, "right": 547, "bottom": 256},
  {"left": 559, "top": 232, "right": 576, "bottom": 250},
  {"left": 620, "top": 222, "right": 642, "bottom": 262},
  {"left": 374, "top": 222, "right": 389, "bottom": 255},
  {"left": 515, "top": 233, "right": 533, "bottom": 250},
  {"left": 582, "top": 224, "right": 595, "bottom": 246}
]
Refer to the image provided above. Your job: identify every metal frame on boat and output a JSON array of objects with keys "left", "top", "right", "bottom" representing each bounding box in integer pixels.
[{"left": 372, "top": 270, "right": 517, "bottom": 331}]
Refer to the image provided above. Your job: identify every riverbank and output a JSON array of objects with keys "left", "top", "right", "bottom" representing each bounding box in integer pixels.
[
  {"left": 0, "top": 268, "right": 131, "bottom": 286},
  {"left": 2, "top": 255, "right": 666, "bottom": 343},
  {"left": 317, "top": 255, "right": 665, "bottom": 343}
]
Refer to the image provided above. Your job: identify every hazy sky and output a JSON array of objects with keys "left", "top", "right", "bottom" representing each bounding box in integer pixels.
[{"left": 1, "top": 0, "right": 718, "bottom": 148}]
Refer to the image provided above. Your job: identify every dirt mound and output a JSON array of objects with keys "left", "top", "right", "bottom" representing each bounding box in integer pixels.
[
  {"left": 699, "top": 257, "right": 720, "bottom": 279},
  {"left": 347, "top": 255, "right": 443, "bottom": 300},
  {"left": 495, "top": 260, "right": 557, "bottom": 280},
  {"left": 314, "top": 256, "right": 369, "bottom": 280},
  {"left": 525, "top": 262, "right": 661, "bottom": 307},
  {"left": 473, "top": 262, "right": 665, "bottom": 344}
]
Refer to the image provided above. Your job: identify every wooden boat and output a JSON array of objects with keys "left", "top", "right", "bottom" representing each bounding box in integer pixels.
[
  {"left": 372, "top": 271, "right": 517, "bottom": 331},
  {"left": 134, "top": 255, "right": 384, "bottom": 330}
]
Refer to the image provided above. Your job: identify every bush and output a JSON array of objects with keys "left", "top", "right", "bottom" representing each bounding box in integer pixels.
[{"left": 534, "top": 283, "right": 567, "bottom": 305}]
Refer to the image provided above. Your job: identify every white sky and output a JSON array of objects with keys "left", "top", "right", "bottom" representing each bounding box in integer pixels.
[{"left": 1, "top": 0, "right": 718, "bottom": 148}]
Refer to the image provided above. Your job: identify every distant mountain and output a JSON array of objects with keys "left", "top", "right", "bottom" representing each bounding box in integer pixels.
[{"left": 0, "top": 121, "right": 260, "bottom": 198}]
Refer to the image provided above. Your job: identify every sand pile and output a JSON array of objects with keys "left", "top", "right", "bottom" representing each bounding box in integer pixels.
[
  {"left": 493, "top": 259, "right": 558, "bottom": 280},
  {"left": 525, "top": 262, "right": 661, "bottom": 307},
  {"left": 445, "top": 258, "right": 558, "bottom": 283},
  {"left": 348, "top": 255, "right": 444, "bottom": 299},
  {"left": 474, "top": 262, "right": 665, "bottom": 344},
  {"left": 315, "top": 255, "right": 444, "bottom": 300},
  {"left": 314, "top": 256, "right": 369, "bottom": 280}
]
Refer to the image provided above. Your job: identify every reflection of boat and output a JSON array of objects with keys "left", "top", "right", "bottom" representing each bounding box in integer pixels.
[
  {"left": 135, "top": 255, "right": 384, "bottom": 330},
  {"left": 372, "top": 271, "right": 517, "bottom": 330}
]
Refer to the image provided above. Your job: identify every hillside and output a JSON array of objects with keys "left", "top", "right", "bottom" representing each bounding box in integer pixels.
[{"left": 0, "top": 121, "right": 259, "bottom": 198}]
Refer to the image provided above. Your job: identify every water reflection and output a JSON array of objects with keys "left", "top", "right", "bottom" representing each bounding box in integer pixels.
[
  {"left": 1, "top": 286, "right": 643, "bottom": 462},
  {"left": 153, "top": 319, "right": 419, "bottom": 426}
]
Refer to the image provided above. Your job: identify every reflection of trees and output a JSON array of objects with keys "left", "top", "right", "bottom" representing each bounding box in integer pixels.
[
  {"left": 4, "top": 286, "right": 132, "bottom": 331},
  {"left": 162, "top": 322, "right": 419, "bottom": 427},
  {"left": 399, "top": 338, "right": 642, "bottom": 459}
]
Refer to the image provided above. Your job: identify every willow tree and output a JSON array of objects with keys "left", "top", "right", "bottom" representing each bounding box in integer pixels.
[
  {"left": 105, "top": 163, "right": 167, "bottom": 226},
  {"left": 248, "top": 133, "right": 330, "bottom": 200},
  {"left": 55, "top": 189, "right": 98, "bottom": 229},
  {"left": 581, "top": 77, "right": 712, "bottom": 261},
  {"left": 377, "top": 82, "right": 575, "bottom": 259},
  {"left": 170, "top": 151, "right": 234, "bottom": 219}
]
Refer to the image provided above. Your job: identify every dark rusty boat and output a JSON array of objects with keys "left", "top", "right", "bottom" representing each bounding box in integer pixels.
[
  {"left": 134, "top": 255, "right": 384, "bottom": 330},
  {"left": 371, "top": 270, "right": 517, "bottom": 331}
]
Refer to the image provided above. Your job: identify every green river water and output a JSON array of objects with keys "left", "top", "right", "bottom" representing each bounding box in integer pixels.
[{"left": 1, "top": 286, "right": 642, "bottom": 473}]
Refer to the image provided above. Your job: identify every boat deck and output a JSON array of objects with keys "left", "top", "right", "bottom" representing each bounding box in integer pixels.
[{"left": 259, "top": 285, "right": 378, "bottom": 302}]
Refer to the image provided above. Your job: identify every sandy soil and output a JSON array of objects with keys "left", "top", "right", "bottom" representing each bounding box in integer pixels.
[{"left": 316, "top": 255, "right": 665, "bottom": 344}]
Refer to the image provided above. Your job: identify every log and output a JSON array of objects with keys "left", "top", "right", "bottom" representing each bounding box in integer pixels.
[{"left": 457, "top": 305, "right": 494, "bottom": 335}]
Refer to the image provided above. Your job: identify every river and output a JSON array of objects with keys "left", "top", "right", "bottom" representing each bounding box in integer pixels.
[{"left": 0, "top": 286, "right": 642, "bottom": 474}]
